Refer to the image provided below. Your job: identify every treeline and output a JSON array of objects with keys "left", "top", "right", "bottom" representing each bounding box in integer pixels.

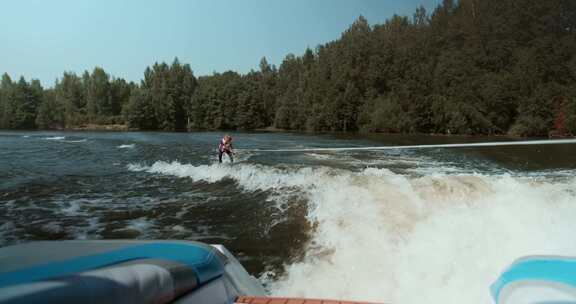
[
  {"left": 0, "top": 68, "right": 135, "bottom": 130},
  {"left": 1, "top": 0, "right": 575, "bottom": 136}
]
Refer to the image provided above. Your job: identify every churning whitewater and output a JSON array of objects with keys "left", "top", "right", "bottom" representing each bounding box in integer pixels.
[
  {"left": 2, "top": 131, "right": 576, "bottom": 304},
  {"left": 129, "top": 160, "right": 576, "bottom": 304}
]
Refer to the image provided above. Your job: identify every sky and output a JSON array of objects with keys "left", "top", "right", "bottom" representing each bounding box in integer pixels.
[{"left": 0, "top": 0, "right": 439, "bottom": 86}]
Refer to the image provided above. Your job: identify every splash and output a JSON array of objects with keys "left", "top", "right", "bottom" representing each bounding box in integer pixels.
[{"left": 129, "top": 161, "right": 576, "bottom": 304}]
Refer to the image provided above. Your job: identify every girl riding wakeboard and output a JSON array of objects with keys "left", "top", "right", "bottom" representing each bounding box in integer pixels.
[{"left": 218, "top": 134, "right": 234, "bottom": 163}]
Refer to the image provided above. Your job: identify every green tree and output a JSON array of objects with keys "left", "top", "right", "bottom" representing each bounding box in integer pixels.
[
  {"left": 124, "top": 58, "right": 197, "bottom": 130},
  {"left": 1, "top": 77, "right": 42, "bottom": 129},
  {"left": 36, "top": 89, "right": 64, "bottom": 129},
  {"left": 55, "top": 72, "right": 85, "bottom": 127},
  {"left": 85, "top": 67, "right": 111, "bottom": 122},
  {"left": 123, "top": 88, "right": 153, "bottom": 130},
  {"left": 0, "top": 73, "right": 14, "bottom": 129}
]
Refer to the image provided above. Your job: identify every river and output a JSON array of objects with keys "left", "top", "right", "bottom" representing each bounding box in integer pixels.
[{"left": 1, "top": 131, "right": 575, "bottom": 303}]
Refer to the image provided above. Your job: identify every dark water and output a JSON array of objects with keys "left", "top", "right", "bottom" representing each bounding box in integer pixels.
[{"left": 1, "top": 131, "right": 576, "bottom": 302}]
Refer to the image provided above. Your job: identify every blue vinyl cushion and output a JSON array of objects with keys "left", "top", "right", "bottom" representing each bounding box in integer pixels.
[
  {"left": 491, "top": 256, "right": 576, "bottom": 303},
  {"left": 0, "top": 243, "right": 224, "bottom": 288}
]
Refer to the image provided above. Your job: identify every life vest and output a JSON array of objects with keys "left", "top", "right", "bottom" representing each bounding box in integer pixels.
[{"left": 219, "top": 138, "right": 232, "bottom": 153}]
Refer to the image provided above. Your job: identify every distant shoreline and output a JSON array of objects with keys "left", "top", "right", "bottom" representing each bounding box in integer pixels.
[
  {"left": 3, "top": 124, "right": 571, "bottom": 139},
  {"left": 69, "top": 124, "right": 130, "bottom": 131}
]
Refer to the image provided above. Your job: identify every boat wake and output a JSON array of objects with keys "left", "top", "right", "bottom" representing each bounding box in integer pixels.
[{"left": 129, "top": 160, "right": 576, "bottom": 304}]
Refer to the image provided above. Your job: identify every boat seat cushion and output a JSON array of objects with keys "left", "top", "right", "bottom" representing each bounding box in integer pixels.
[{"left": 0, "top": 241, "right": 225, "bottom": 304}]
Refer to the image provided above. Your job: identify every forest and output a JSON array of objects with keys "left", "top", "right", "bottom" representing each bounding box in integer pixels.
[{"left": 1, "top": 0, "right": 575, "bottom": 136}]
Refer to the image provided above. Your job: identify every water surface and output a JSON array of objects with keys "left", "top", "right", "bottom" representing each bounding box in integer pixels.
[{"left": 1, "top": 131, "right": 575, "bottom": 303}]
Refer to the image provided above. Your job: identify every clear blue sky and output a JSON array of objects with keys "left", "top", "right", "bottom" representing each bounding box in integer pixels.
[{"left": 0, "top": 0, "right": 439, "bottom": 87}]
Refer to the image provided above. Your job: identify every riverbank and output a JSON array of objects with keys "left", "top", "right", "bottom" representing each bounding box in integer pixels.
[
  {"left": 2, "top": 124, "right": 572, "bottom": 139},
  {"left": 70, "top": 124, "right": 130, "bottom": 131}
]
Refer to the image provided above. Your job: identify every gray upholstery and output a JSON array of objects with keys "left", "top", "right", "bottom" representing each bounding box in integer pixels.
[{"left": 0, "top": 240, "right": 266, "bottom": 304}]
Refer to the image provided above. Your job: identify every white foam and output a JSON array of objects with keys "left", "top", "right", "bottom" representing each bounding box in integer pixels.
[
  {"left": 129, "top": 161, "right": 320, "bottom": 191},
  {"left": 305, "top": 153, "right": 336, "bottom": 161},
  {"left": 171, "top": 225, "right": 188, "bottom": 232},
  {"left": 60, "top": 200, "right": 83, "bottom": 216},
  {"left": 43, "top": 136, "right": 65, "bottom": 140},
  {"left": 269, "top": 174, "right": 576, "bottom": 304},
  {"left": 41, "top": 222, "right": 63, "bottom": 234},
  {"left": 73, "top": 218, "right": 102, "bottom": 240},
  {"left": 127, "top": 163, "right": 148, "bottom": 171},
  {"left": 129, "top": 161, "right": 576, "bottom": 304},
  {"left": 63, "top": 139, "right": 87, "bottom": 143},
  {"left": 125, "top": 217, "right": 155, "bottom": 237},
  {"left": 117, "top": 144, "right": 135, "bottom": 149}
]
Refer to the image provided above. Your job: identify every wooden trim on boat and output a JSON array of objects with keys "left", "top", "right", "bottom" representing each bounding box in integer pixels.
[{"left": 236, "top": 296, "right": 384, "bottom": 304}]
